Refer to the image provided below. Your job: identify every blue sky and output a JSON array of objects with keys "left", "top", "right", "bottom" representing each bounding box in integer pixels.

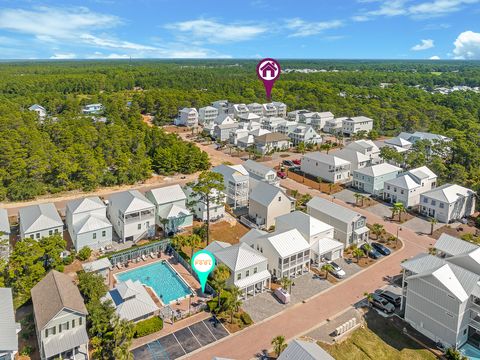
[{"left": 0, "top": 0, "right": 480, "bottom": 59}]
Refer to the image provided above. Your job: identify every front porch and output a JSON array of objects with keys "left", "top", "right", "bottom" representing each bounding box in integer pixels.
[{"left": 234, "top": 270, "right": 271, "bottom": 300}]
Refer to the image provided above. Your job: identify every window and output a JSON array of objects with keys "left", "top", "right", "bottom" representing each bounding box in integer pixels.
[
  {"left": 79, "top": 317, "right": 83, "bottom": 325},
  {"left": 254, "top": 267, "right": 258, "bottom": 274},
  {"left": 36, "top": 233, "right": 40, "bottom": 239},
  {"left": 54, "top": 229, "right": 59, "bottom": 233},
  {"left": 72, "top": 319, "right": 75, "bottom": 328},
  {"left": 93, "top": 233, "right": 97, "bottom": 239},
  {"left": 49, "top": 230, "right": 53, "bottom": 235},
  {"left": 400, "top": 190, "right": 404, "bottom": 195},
  {"left": 431, "top": 200, "right": 436, "bottom": 206},
  {"left": 30, "top": 234, "right": 34, "bottom": 239},
  {"left": 439, "top": 203, "right": 444, "bottom": 209},
  {"left": 62, "top": 321, "right": 70, "bottom": 331},
  {"left": 46, "top": 326, "right": 56, "bottom": 337},
  {"left": 278, "top": 196, "right": 282, "bottom": 202},
  {"left": 237, "top": 273, "right": 241, "bottom": 280},
  {"left": 387, "top": 186, "right": 390, "bottom": 190},
  {"left": 246, "top": 270, "right": 250, "bottom": 277},
  {"left": 102, "top": 230, "right": 106, "bottom": 237},
  {"left": 138, "top": 224, "right": 142, "bottom": 230},
  {"left": 423, "top": 198, "right": 428, "bottom": 203}
]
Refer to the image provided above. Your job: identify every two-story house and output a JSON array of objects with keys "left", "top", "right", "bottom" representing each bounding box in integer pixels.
[
  {"left": 185, "top": 185, "right": 225, "bottom": 222},
  {"left": 288, "top": 125, "right": 322, "bottom": 146},
  {"left": 244, "top": 160, "right": 279, "bottom": 186},
  {"left": 247, "top": 103, "right": 263, "bottom": 117},
  {"left": 254, "top": 133, "right": 291, "bottom": 154},
  {"left": 353, "top": 163, "right": 402, "bottom": 196},
  {"left": 240, "top": 228, "right": 310, "bottom": 280},
  {"left": 0, "top": 209, "right": 10, "bottom": 260},
  {"left": 0, "top": 288, "right": 20, "bottom": 360},
  {"left": 66, "top": 197, "right": 113, "bottom": 251},
  {"left": 213, "top": 164, "right": 249, "bottom": 209},
  {"left": 301, "top": 152, "right": 351, "bottom": 184},
  {"left": 323, "top": 117, "right": 343, "bottom": 134},
  {"left": 107, "top": 190, "right": 156, "bottom": 243},
  {"left": 31, "top": 270, "right": 89, "bottom": 360},
  {"left": 211, "top": 100, "right": 231, "bottom": 116},
  {"left": 419, "top": 184, "right": 476, "bottom": 223},
  {"left": 205, "top": 242, "right": 271, "bottom": 299},
  {"left": 19, "top": 203, "right": 63, "bottom": 240},
  {"left": 310, "top": 111, "right": 334, "bottom": 130},
  {"left": 261, "top": 117, "right": 287, "bottom": 133},
  {"left": 342, "top": 116, "right": 373, "bottom": 135},
  {"left": 345, "top": 140, "right": 382, "bottom": 164},
  {"left": 198, "top": 106, "right": 218, "bottom": 125},
  {"left": 334, "top": 148, "right": 371, "bottom": 171},
  {"left": 272, "top": 102, "right": 287, "bottom": 118},
  {"left": 262, "top": 103, "right": 277, "bottom": 117},
  {"left": 307, "top": 196, "right": 369, "bottom": 246},
  {"left": 248, "top": 181, "right": 295, "bottom": 229},
  {"left": 400, "top": 235, "right": 480, "bottom": 350},
  {"left": 145, "top": 185, "right": 193, "bottom": 235},
  {"left": 383, "top": 166, "right": 437, "bottom": 208},
  {"left": 175, "top": 107, "right": 198, "bottom": 127},
  {"left": 277, "top": 120, "right": 299, "bottom": 135},
  {"left": 231, "top": 104, "right": 249, "bottom": 119}
]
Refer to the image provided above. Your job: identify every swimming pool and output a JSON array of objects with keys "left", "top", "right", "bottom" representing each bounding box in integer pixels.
[
  {"left": 116, "top": 261, "right": 193, "bottom": 305},
  {"left": 459, "top": 342, "right": 480, "bottom": 360}
]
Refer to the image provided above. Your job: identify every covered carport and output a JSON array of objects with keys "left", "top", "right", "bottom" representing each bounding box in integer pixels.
[{"left": 310, "top": 237, "right": 345, "bottom": 267}]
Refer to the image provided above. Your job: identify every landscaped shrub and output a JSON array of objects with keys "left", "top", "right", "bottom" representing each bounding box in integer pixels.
[
  {"left": 134, "top": 317, "right": 163, "bottom": 338},
  {"left": 77, "top": 246, "right": 92, "bottom": 261},
  {"left": 63, "top": 254, "right": 74, "bottom": 265},
  {"left": 240, "top": 312, "right": 253, "bottom": 326}
]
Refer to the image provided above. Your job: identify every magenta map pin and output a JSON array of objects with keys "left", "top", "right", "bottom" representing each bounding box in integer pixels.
[{"left": 256, "top": 58, "right": 281, "bottom": 100}]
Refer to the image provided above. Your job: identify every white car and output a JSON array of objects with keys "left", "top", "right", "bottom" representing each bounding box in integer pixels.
[{"left": 328, "top": 261, "right": 346, "bottom": 278}]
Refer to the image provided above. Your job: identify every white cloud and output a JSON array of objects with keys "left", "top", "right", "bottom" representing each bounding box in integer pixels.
[
  {"left": 79, "top": 34, "right": 157, "bottom": 51},
  {"left": 411, "top": 39, "right": 434, "bottom": 51},
  {"left": 165, "top": 19, "right": 267, "bottom": 44},
  {"left": 453, "top": 30, "right": 480, "bottom": 59},
  {"left": 50, "top": 53, "right": 76, "bottom": 59},
  {"left": 285, "top": 18, "right": 343, "bottom": 37},
  {"left": 0, "top": 6, "right": 120, "bottom": 39},
  {"left": 354, "top": 0, "right": 480, "bottom": 20},
  {"left": 429, "top": 55, "right": 440, "bottom": 59}
]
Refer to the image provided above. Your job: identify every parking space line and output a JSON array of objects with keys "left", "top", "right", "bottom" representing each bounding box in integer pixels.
[
  {"left": 202, "top": 319, "right": 219, "bottom": 340},
  {"left": 186, "top": 326, "right": 203, "bottom": 347},
  {"left": 172, "top": 333, "right": 187, "bottom": 356}
]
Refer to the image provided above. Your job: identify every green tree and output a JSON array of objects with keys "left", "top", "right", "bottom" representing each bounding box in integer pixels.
[
  {"left": 353, "top": 193, "right": 362, "bottom": 206},
  {"left": 271, "top": 335, "right": 288, "bottom": 357},
  {"left": 280, "top": 277, "right": 293, "bottom": 293},
  {"left": 77, "top": 246, "right": 92, "bottom": 261},
  {"left": 189, "top": 171, "right": 225, "bottom": 245},
  {"left": 445, "top": 347, "right": 468, "bottom": 360},
  {"left": 185, "top": 234, "right": 203, "bottom": 259},
  {"left": 371, "top": 223, "right": 385, "bottom": 240},
  {"left": 296, "top": 142, "right": 306, "bottom": 155},
  {"left": 78, "top": 272, "right": 108, "bottom": 304},
  {"left": 212, "top": 263, "right": 230, "bottom": 307},
  {"left": 352, "top": 247, "right": 364, "bottom": 263},
  {"left": 321, "top": 263, "right": 334, "bottom": 280},
  {"left": 392, "top": 202, "right": 406, "bottom": 222},
  {"left": 429, "top": 217, "right": 438, "bottom": 235}
]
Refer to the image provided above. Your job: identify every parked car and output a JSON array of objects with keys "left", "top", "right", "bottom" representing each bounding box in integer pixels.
[
  {"left": 371, "top": 293, "right": 395, "bottom": 313},
  {"left": 277, "top": 171, "right": 287, "bottom": 179},
  {"left": 282, "top": 160, "right": 295, "bottom": 167},
  {"left": 361, "top": 244, "right": 383, "bottom": 259},
  {"left": 327, "top": 261, "right": 346, "bottom": 278},
  {"left": 371, "top": 242, "right": 391, "bottom": 256},
  {"left": 378, "top": 290, "right": 401, "bottom": 307},
  {"left": 292, "top": 159, "right": 301, "bottom": 165}
]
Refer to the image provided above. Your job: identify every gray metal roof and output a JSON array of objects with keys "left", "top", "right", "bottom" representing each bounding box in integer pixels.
[
  {"left": 74, "top": 214, "right": 112, "bottom": 234},
  {"left": 244, "top": 160, "right": 275, "bottom": 177},
  {"left": 0, "top": 208, "right": 10, "bottom": 234},
  {"left": 334, "top": 148, "right": 370, "bottom": 164},
  {"left": 278, "top": 339, "right": 334, "bottom": 360},
  {"left": 213, "top": 243, "right": 267, "bottom": 272},
  {"left": 435, "top": 233, "right": 478, "bottom": 256},
  {"left": 239, "top": 229, "right": 267, "bottom": 244},
  {"left": 108, "top": 190, "right": 154, "bottom": 214},
  {"left": 43, "top": 325, "right": 88, "bottom": 359},
  {"left": 82, "top": 258, "right": 112, "bottom": 273},
  {"left": 303, "top": 152, "right": 350, "bottom": 166},
  {"left": 307, "top": 197, "right": 363, "bottom": 223},
  {"left": 204, "top": 241, "right": 231, "bottom": 253},
  {"left": 0, "top": 288, "right": 18, "bottom": 352},
  {"left": 354, "top": 163, "right": 401, "bottom": 177},
  {"left": 249, "top": 181, "right": 287, "bottom": 207},
  {"left": 19, "top": 203, "right": 63, "bottom": 235},
  {"left": 146, "top": 185, "right": 187, "bottom": 205},
  {"left": 275, "top": 211, "right": 333, "bottom": 240},
  {"left": 67, "top": 196, "right": 105, "bottom": 214},
  {"left": 264, "top": 229, "right": 310, "bottom": 258},
  {"left": 421, "top": 183, "right": 475, "bottom": 203}
]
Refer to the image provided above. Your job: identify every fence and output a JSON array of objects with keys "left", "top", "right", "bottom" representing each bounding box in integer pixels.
[
  {"left": 108, "top": 239, "right": 170, "bottom": 266},
  {"left": 168, "top": 245, "right": 216, "bottom": 296}
]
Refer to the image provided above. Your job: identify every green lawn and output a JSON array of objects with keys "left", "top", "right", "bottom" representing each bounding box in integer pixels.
[{"left": 320, "top": 317, "right": 437, "bottom": 360}]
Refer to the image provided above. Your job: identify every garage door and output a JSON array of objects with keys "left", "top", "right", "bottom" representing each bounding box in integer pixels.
[{"left": 331, "top": 249, "right": 341, "bottom": 260}]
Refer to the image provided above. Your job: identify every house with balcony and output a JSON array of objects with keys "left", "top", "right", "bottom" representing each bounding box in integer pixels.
[
  {"left": 145, "top": 185, "right": 193, "bottom": 235},
  {"left": 277, "top": 120, "right": 299, "bottom": 135},
  {"left": 400, "top": 236, "right": 480, "bottom": 350},
  {"left": 261, "top": 116, "right": 287, "bottom": 133},
  {"left": 275, "top": 211, "right": 343, "bottom": 266},
  {"left": 419, "top": 184, "right": 476, "bottom": 223},
  {"left": 272, "top": 102, "right": 287, "bottom": 118},
  {"left": 287, "top": 109, "right": 310, "bottom": 122},
  {"left": 214, "top": 123, "right": 239, "bottom": 142},
  {"left": 342, "top": 116, "right": 373, "bottom": 136},
  {"left": 345, "top": 140, "right": 382, "bottom": 164},
  {"left": 185, "top": 185, "right": 225, "bottom": 222},
  {"left": 0, "top": 209, "right": 10, "bottom": 260},
  {"left": 310, "top": 111, "right": 334, "bottom": 130},
  {"left": 307, "top": 196, "right": 369, "bottom": 246},
  {"left": 198, "top": 106, "right": 218, "bottom": 125},
  {"left": 254, "top": 132, "right": 291, "bottom": 154},
  {"left": 248, "top": 181, "right": 294, "bottom": 229},
  {"left": 289, "top": 125, "right": 322, "bottom": 146},
  {"left": 301, "top": 152, "right": 351, "bottom": 184},
  {"left": 107, "top": 190, "right": 155, "bottom": 243},
  {"left": 211, "top": 100, "right": 231, "bottom": 116},
  {"left": 335, "top": 148, "right": 371, "bottom": 171},
  {"left": 31, "top": 270, "right": 89, "bottom": 360},
  {"left": 244, "top": 160, "right": 278, "bottom": 186},
  {"left": 352, "top": 163, "right": 402, "bottom": 196},
  {"left": 19, "top": 203, "right": 63, "bottom": 241},
  {"left": 240, "top": 228, "right": 310, "bottom": 280},
  {"left": 82, "top": 103, "right": 103, "bottom": 115},
  {"left": 247, "top": 103, "right": 263, "bottom": 116},
  {"left": 174, "top": 107, "right": 198, "bottom": 127},
  {"left": 207, "top": 242, "right": 271, "bottom": 299},
  {"left": 213, "top": 164, "right": 249, "bottom": 209},
  {"left": 0, "top": 288, "right": 20, "bottom": 360},
  {"left": 231, "top": 104, "right": 249, "bottom": 119},
  {"left": 383, "top": 166, "right": 437, "bottom": 208},
  {"left": 237, "top": 112, "right": 261, "bottom": 123},
  {"left": 66, "top": 197, "right": 112, "bottom": 251},
  {"left": 323, "top": 117, "right": 344, "bottom": 134},
  {"left": 262, "top": 103, "right": 277, "bottom": 117}
]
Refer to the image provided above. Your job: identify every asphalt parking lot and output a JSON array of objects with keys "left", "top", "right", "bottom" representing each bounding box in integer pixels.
[{"left": 132, "top": 317, "right": 229, "bottom": 360}]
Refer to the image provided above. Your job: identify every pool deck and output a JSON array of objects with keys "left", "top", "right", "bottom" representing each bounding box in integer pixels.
[{"left": 109, "top": 252, "right": 207, "bottom": 314}]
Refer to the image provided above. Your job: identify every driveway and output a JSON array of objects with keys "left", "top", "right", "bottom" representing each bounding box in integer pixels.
[
  {"left": 402, "top": 216, "right": 443, "bottom": 236},
  {"left": 366, "top": 203, "right": 393, "bottom": 220},
  {"left": 333, "top": 189, "right": 360, "bottom": 206}
]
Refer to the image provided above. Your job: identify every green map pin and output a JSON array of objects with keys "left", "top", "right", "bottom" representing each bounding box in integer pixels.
[{"left": 191, "top": 250, "right": 216, "bottom": 293}]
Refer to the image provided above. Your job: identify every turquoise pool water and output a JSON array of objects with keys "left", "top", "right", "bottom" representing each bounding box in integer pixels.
[
  {"left": 116, "top": 261, "right": 192, "bottom": 304},
  {"left": 460, "top": 343, "right": 480, "bottom": 360}
]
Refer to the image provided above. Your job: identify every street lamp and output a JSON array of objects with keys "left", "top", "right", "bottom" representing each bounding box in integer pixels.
[{"left": 396, "top": 226, "right": 402, "bottom": 247}]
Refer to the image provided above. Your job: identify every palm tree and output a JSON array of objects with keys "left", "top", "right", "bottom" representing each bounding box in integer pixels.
[
  {"left": 297, "top": 142, "right": 306, "bottom": 155},
  {"left": 371, "top": 223, "right": 385, "bottom": 240},
  {"left": 321, "top": 263, "right": 334, "bottom": 280},
  {"left": 212, "top": 264, "right": 230, "bottom": 308},
  {"left": 362, "top": 243, "right": 373, "bottom": 257},
  {"left": 429, "top": 217, "right": 438, "bottom": 235},
  {"left": 363, "top": 292, "right": 373, "bottom": 307},
  {"left": 271, "top": 335, "right": 287, "bottom": 357},
  {"left": 171, "top": 234, "right": 187, "bottom": 251},
  {"left": 328, "top": 183, "right": 334, "bottom": 195},
  {"left": 358, "top": 194, "right": 366, "bottom": 207},
  {"left": 353, "top": 193, "right": 362, "bottom": 206},
  {"left": 316, "top": 176, "right": 323, "bottom": 191},
  {"left": 227, "top": 287, "right": 243, "bottom": 323},
  {"left": 428, "top": 247, "right": 437, "bottom": 255},
  {"left": 280, "top": 277, "right": 293, "bottom": 293},
  {"left": 185, "top": 234, "right": 202, "bottom": 259},
  {"left": 352, "top": 247, "right": 365, "bottom": 263},
  {"left": 392, "top": 202, "right": 406, "bottom": 222},
  {"left": 290, "top": 189, "right": 299, "bottom": 199}
]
